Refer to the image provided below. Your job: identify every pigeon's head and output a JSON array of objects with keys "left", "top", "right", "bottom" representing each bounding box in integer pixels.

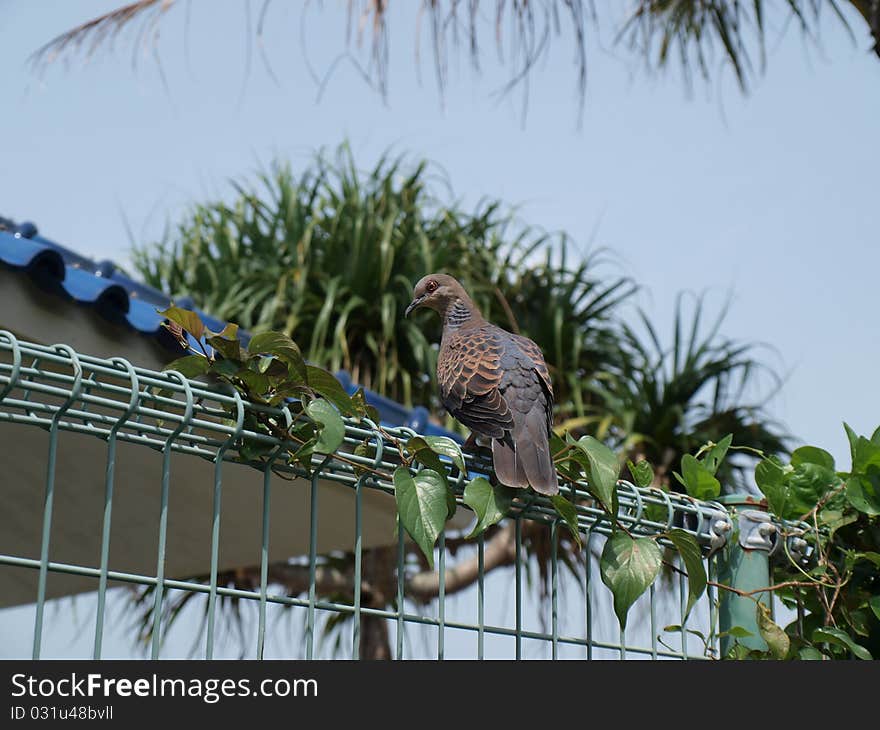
[{"left": 405, "top": 273, "right": 469, "bottom": 317}]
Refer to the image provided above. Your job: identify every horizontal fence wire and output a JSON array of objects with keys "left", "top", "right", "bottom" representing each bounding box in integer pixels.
[{"left": 0, "top": 331, "right": 803, "bottom": 660}]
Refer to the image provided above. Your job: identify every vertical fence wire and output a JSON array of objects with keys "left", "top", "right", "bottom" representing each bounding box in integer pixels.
[
  {"left": 477, "top": 534, "right": 485, "bottom": 660},
  {"left": 305, "top": 472, "right": 320, "bottom": 660},
  {"left": 33, "top": 345, "right": 82, "bottom": 659},
  {"left": 93, "top": 358, "right": 139, "bottom": 659},
  {"left": 205, "top": 390, "right": 244, "bottom": 659},
  {"left": 708, "top": 557, "right": 719, "bottom": 658},
  {"left": 585, "top": 530, "right": 593, "bottom": 660},
  {"left": 396, "top": 524, "right": 405, "bottom": 660},
  {"left": 149, "top": 373, "right": 194, "bottom": 660},
  {"left": 550, "top": 519, "right": 559, "bottom": 660},
  {"left": 515, "top": 516, "right": 522, "bottom": 660},
  {"left": 256, "top": 445, "right": 284, "bottom": 659},
  {"left": 352, "top": 477, "right": 364, "bottom": 660},
  {"left": 438, "top": 530, "right": 445, "bottom": 660},
  {"left": 679, "top": 561, "right": 689, "bottom": 660}
]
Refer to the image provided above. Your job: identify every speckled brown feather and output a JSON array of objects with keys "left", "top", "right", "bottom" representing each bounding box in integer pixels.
[
  {"left": 438, "top": 327, "right": 514, "bottom": 439},
  {"left": 409, "top": 273, "right": 558, "bottom": 495}
]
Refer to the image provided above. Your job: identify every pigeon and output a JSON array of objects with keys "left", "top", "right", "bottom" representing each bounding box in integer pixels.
[{"left": 405, "top": 273, "right": 558, "bottom": 495}]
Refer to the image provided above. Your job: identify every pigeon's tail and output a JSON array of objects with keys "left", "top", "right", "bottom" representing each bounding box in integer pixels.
[{"left": 491, "top": 406, "right": 559, "bottom": 496}]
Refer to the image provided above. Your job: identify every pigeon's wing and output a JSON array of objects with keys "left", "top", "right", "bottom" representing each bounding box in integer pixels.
[
  {"left": 509, "top": 332, "right": 554, "bottom": 431},
  {"left": 438, "top": 326, "right": 514, "bottom": 439}
]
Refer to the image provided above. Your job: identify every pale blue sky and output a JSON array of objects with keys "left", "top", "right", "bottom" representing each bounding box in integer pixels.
[{"left": 1, "top": 1, "right": 878, "bottom": 658}]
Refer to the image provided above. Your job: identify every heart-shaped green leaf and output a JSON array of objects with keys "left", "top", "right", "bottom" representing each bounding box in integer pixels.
[
  {"left": 680, "top": 454, "right": 721, "bottom": 500},
  {"left": 574, "top": 436, "right": 619, "bottom": 515},
  {"left": 791, "top": 445, "right": 835, "bottom": 471},
  {"left": 599, "top": 531, "right": 662, "bottom": 629},
  {"left": 701, "top": 433, "right": 732, "bottom": 475},
  {"left": 393, "top": 467, "right": 448, "bottom": 569},
  {"left": 305, "top": 365, "right": 356, "bottom": 415},
  {"left": 550, "top": 495, "right": 582, "bottom": 548},
  {"left": 162, "top": 354, "right": 209, "bottom": 379},
  {"left": 306, "top": 398, "right": 345, "bottom": 454},
  {"left": 668, "top": 529, "right": 707, "bottom": 619},
  {"left": 158, "top": 305, "right": 206, "bottom": 341},
  {"left": 463, "top": 477, "right": 514, "bottom": 538},
  {"left": 627, "top": 458, "right": 654, "bottom": 488},
  {"left": 846, "top": 470, "right": 880, "bottom": 516},
  {"left": 248, "top": 331, "right": 307, "bottom": 383}
]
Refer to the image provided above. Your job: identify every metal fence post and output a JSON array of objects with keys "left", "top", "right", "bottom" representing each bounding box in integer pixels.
[{"left": 717, "top": 500, "right": 775, "bottom": 656}]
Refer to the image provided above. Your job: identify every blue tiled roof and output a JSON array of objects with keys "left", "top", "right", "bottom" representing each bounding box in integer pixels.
[{"left": 0, "top": 219, "right": 455, "bottom": 439}]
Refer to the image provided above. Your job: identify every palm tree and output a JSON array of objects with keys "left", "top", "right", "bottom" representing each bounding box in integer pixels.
[{"left": 32, "top": 1, "right": 879, "bottom": 122}]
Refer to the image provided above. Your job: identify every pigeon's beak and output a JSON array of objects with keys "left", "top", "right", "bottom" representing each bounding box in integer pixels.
[{"left": 405, "top": 295, "right": 425, "bottom": 318}]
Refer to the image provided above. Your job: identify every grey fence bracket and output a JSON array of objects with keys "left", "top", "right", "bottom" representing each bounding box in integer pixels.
[
  {"left": 709, "top": 510, "right": 733, "bottom": 552},
  {"left": 737, "top": 510, "right": 777, "bottom": 552}
]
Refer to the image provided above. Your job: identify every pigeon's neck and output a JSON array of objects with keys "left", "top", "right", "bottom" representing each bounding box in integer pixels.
[{"left": 443, "top": 297, "right": 482, "bottom": 331}]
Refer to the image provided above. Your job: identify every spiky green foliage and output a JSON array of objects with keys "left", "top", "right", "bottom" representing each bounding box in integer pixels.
[
  {"left": 133, "top": 144, "right": 632, "bottom": 422},
  {"left": 599, "top": 294, "right": 789, "bottom": 491}
]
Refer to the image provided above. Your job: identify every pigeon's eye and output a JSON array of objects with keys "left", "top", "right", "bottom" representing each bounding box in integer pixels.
[{"left": 425, "top": 280, "right": 438, "bottom": 293}]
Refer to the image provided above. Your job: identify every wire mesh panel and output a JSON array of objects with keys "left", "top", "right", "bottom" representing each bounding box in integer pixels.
[{"left": 1, "top": 331, "right": 746, "bottom": 660}]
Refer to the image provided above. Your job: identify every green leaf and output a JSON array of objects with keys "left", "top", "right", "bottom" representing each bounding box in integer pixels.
[
  {"left": 210, "top": 358, "right": 241, "bottom": 379},
  {"left": 305, "top": 365, "right": 356, "bottom": 415},
  {"left": 844, "top": 422, "right": 860, "bottom": 466},
  {"left": 350, "top": 387, "right": 381, "bottom": 423},
  {"left": 206, "top": 336, "right": 244, "bottom": 361},
  {"left": 756, "top": 603, "right": 790, "bottom": 660},
  {"left": 549, "top": 431, "right": 568, "bottom": 460},
  {"left": 253, "top": 355, "right": 289, "bottom": 378},
  {"left": 812, "top": 627, "right": 873, "bottom": 660},
  {"left": 798, "top": 646, "right": 824, "bottom": 660},
  {"left": 393, "top": 467, "right": 448, "bottom": 569},
  {"left": 667, "top": 529, "right": 707, "bottom": 618},
  {"left": 755, "top": 456, "right": 787, "bottom": 515},
  {"left": 680, "top": 454, "right": 721, "bottom": 500},
  {"left": 158, "top": 305, "right": 205, "bottom": 341},
  {"left": 721, "top": 626, "right": 755, "bottom": 639},
  {"left": 239, "top": 438, "right": 275, "bottom": 462},
  {"left": 207, "top": 322, "right": 239, "bottom": 340},
  {"left": 791, "top": 445, "right": 835, "bottom": 471},
  {"left": 248, "top": 331, "right": 307, "bottom": 383},
  {"left": 786, "top": 463, "right": 838, "bottom": 517},
  {"left": 869, "top": 596, "right": 880, "bottom": 622},
  {"left": 421, "top": 436, "right": 467, "bottom": 475},
  {"left": 701, "top": 433, "right": 732, "bottom": 475},
  {"left": 162, "top": 354, "right": 210, "bottom": 379},
  {"left": 758, "top": 457, "right": 838, "bottom": 520},
  {"left": 236, "top": 368, "right": 272, "bottom": 399},
  {"left": 306, "top": 399, "right": 345, "bottom": 454},
  {"left": 574, "top": 436, "right": 619, "bottom": 515},
  {"left": 627, "top": 458, "right": 654, "bottom": 488},
  {"left": 599, "top": 531, "right": 662, "bottom": 629},
  {"left": 850, "top": 434, "right": 880, "bottom": 474},
  {"left": 411, "top": 445, "right": 447, "bottom": 476},
  {"left": 846, "top": 470, "right": 880, "bottom": 516},
  {"left": 550, "top": 495, "right": 582, "bottom": 548},
  {"left": 463, "top": 477, "right": 514, "bottom": 539},
  {"left": 849, "top": 609, "right": 871, "bottom": 637}
]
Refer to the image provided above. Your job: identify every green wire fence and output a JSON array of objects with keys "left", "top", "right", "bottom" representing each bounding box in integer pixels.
[{"left": 0, "top": 331, "right": 808, "bottom": 660}]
